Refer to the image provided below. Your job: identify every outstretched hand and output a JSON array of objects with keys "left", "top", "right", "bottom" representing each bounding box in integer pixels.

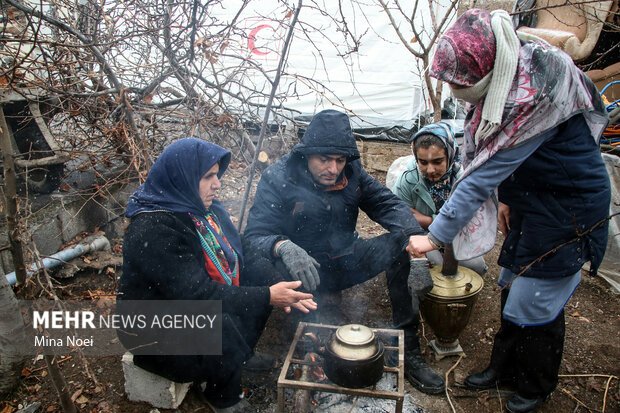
[
  {"left": 269, "top": 281, "right": 317, "bottom": 313},
  {"left": 288, "top": 298, "right": 318, "bottom": 314}
]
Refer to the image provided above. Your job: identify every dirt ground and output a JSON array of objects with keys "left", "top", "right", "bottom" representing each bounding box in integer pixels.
[{"left": 2, "top": 162, "right": 619, "bottom": 413}]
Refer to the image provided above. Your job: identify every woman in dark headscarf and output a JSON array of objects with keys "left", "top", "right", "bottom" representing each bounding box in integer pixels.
[
  {"left": 119, "top": 138, "right": 315, "bottom": 411},
  {"left": 391, "top": 121, "right": 486, "bottom": 275},
  {"left": 408, "top": 9, "right": 610, "bottom": 413}
]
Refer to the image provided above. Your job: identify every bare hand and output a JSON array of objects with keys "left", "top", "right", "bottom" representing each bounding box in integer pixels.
[
  {"left": 410, "top": 208, "right": 432, "bottom": 230},
  {"left": 287, "top": 298, "right": 318, "bottom": 314},
  {"left": 406, "top": 235, "right": 435, "bottom": 258},
  {"left": 498, "top": 202, "right": 510, "bottom": 235},
  {"left": 269, "top": 281, "right": 315, "bottom": 312}
]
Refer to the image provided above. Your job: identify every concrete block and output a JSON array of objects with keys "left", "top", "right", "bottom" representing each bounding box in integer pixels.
[{"left": 121, "top": 352, "right": 191, "bottom": 409}]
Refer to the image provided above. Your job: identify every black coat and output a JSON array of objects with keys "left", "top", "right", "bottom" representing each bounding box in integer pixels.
[
  {"left": 498, "top": 115, "right": 611, "bottom": 277},
  {"left": 244, "top": 153, "right": 422, "bottom": 259},
  {"left": 118, "top": 211, "right": 272, "bottom": 382},
  {"left": 119, "top": 211, "right": 271, "bottom": 313}
]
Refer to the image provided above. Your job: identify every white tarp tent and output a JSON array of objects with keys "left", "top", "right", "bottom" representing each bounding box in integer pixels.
[
  {"left": 597, "top": 153, "right": 620, "bottom": 292},
  {"left": 212, "top": 0, "right": 455, "bottom": 121}
]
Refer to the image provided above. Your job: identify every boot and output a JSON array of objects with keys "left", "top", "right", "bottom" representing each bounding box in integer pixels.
[
  {"left": 404, "top": 350, "right": 445, "bottom": 394},
  {"left": 242, "top": 352, "right": 276, "bottom": 372},
  {"left": 465, "top": 366, "right": 516, "bottom": 389},
  {"left": 205, "top": 397, "right": 257, "bottom": 413},
  {"left": 506, "top": 393, "right": 551, "bottom": 413}
]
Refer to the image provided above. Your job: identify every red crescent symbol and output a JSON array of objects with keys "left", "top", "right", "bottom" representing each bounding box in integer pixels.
[{"left": 248, "top": 24, "right": 274, "bottom": 56}]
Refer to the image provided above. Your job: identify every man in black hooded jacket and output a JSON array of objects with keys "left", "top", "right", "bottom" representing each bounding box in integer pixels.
[{"left": 244, "top": 109, "right": 444, "bottom": 394}]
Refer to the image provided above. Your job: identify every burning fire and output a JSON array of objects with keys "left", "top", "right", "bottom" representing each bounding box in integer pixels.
[{"left": 309, "top": 353, "right": 326, "bottom": 382}]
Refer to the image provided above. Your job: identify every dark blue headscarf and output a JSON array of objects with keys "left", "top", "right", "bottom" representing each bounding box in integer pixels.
[{"left": 125, "top": 138, "right": 242, "bottom": 264}]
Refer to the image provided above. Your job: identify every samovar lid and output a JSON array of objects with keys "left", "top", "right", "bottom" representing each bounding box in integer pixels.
[{"left": 427, "top": 265, "right": 484, "bottom": 299}]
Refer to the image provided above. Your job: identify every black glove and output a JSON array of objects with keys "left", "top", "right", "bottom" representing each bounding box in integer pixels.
[
  {"left": 408, "top": 258, "right": 433, "bottom": 317},
  {"left": 408, "top": 258, "right": 434, "bottom": 299},
  {"left": 276, "top": 241, "right": 321, "bottom": 291}
]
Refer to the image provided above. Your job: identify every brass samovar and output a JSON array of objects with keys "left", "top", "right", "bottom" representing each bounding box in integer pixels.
[{"left": 420, "top": 244, "right": 484, "bottom": 360}]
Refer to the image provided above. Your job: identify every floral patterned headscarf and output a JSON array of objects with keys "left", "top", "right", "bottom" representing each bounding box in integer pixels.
[
  {"left": 428, "top": 9, "right": 608, "bottom": 260},
  {"left": 430, "top": 9, "right": 607, "bottom": 174},
  {"left": 431, "top": 9, "right": 495, "bottom": 87}
]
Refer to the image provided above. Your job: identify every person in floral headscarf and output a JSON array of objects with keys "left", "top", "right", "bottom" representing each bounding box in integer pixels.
[{"left": 407, "top": 9, "right": 610, "bottom": 413}]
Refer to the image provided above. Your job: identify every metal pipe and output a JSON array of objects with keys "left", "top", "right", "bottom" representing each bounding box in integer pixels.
[
  {"left": 442, "top": 243, "right": 458, "bottom": 276},
  {"left": 5, "top": 235, "right": 110, "bottom": 285}
]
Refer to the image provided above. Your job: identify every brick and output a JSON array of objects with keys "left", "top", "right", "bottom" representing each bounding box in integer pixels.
[{"left": 121, "top": 352, "right": 191, "bottom": 409}]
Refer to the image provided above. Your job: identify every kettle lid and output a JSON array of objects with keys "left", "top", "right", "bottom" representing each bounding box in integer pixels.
[{"left": 335, "top": 324, "right": 374, "bottom": 346}]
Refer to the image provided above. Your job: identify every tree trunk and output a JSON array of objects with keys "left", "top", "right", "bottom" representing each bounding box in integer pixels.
[
  {"left": 0, "top": 270, "right": 26, "bottom": 396},
  {"left": 422, "top": 55, "right": 442, "bottom": 122},
  {"left": 0, "top": 110, "right": 28, "bottom": 285},
  {"left": 0, "top": 108, "right": 28, "bottom": 396},
  {"left": 45, "top": 355, "right": 78, "bottom": 413}
]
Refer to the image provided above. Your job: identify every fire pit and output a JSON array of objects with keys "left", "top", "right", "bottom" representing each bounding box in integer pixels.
[{"left": 276, "top": 322, "right": 405, "bottom": 413}]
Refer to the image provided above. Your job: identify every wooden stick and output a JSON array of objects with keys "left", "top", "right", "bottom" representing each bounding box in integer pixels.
[
  {"left": 602, "top": 375, "right": 616, "bottom": 413},
  {"left": 445, "top": 354, "right": 464, "bottom": 413},
  {"left": 30, "top": 356, "right": 72, "bottom": 373},
  {"left": 559, "top": 374, "right": 618, "bottom": 379},
  {"left": 292, "top": 352, "right": 315, "bottom": 413},
  {"left": 559, "top": 373, "right": 619, "bottom": 412},
  {"left": 560, "top": 388, "right": 594, "bottom": 412}
]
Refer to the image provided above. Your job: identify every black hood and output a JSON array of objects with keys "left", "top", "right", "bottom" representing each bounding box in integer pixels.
[{"left": 292, "top": 110, "right": 360, "bottom": 161}]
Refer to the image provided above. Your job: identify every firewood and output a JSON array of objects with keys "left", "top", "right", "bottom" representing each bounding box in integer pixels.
[
  {"left": 292, "top": 353, "right": 315, "bottom": 413},
  {"left": 256, "top": 150, "right": 270, "bottom": 171}
]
